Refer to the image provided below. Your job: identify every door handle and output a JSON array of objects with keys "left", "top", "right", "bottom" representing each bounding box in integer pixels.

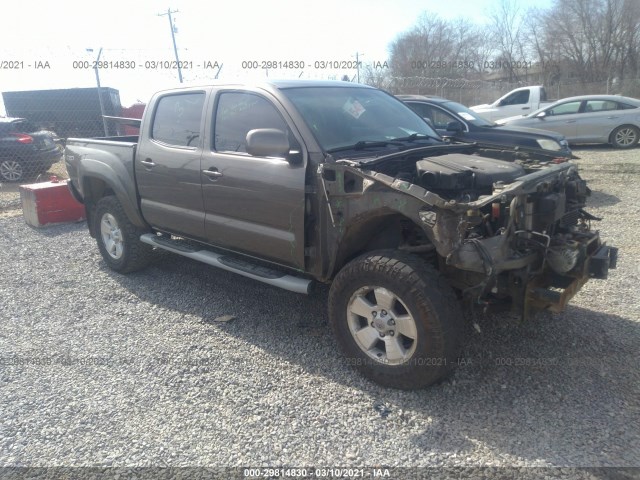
[
  {"left": 521, "top": 107, "right": 530, "bottom": 110},
  {"left": 565, "top": 120, "right": 576, "bottom": 123},
  {"left": 202, "top": 168, "right": 223, "bottom": 180},
  {"left": 606, "top": 116, "right": 618, "bottom": 119},
  {"left": 141, "top": 158, "right": 156, "bottom": 167}
]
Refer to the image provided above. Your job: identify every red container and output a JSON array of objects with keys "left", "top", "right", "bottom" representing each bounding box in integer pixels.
[{"left": 19, "top": 178, "right": 86, "bottom": 227}]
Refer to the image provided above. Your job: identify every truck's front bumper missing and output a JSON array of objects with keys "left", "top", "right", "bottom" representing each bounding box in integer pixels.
[{"left": 526, "top": 244, "right": 618, "bottom": 315}]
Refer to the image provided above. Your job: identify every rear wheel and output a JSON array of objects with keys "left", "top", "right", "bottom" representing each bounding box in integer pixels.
[
  {"left": 328, "top": 250, "right": 463, "bottom": 389},
  {"left": 610, "top": 125, "right": 639, "bottom": 149},
  {"left": 94, "top": 195, "right": 154, "bottom": 273},
  {"left": 0, "top": 159, "right": 24, "bottom": 182}
]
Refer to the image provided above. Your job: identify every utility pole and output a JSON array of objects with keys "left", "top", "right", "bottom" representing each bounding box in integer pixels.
[
  {"left": 354, "top": 52, "right": 364, "bottom": 83},
  {"left": 158, "top": 8, "right": 183, "bottom": 83},
  {"left": 87, "top": 47, "right": 109, "bottom": 136}
]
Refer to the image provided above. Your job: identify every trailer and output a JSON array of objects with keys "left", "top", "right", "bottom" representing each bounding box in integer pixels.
[{"left": 2, "top": 87, "right": 122, "bottom": 139}]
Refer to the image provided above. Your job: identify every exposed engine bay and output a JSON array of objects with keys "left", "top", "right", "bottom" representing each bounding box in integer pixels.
[{"left": 328, "top": 146, "right": 617, "bottom": 318}]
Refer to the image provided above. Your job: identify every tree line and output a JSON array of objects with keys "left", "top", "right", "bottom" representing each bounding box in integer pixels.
[{"left": 365, "top": 0, "right": 640, "bottom": 90}]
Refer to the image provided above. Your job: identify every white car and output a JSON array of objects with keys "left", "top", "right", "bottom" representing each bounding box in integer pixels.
[{"left": 497, "top": 95, "right": 640, "bottom": 148}]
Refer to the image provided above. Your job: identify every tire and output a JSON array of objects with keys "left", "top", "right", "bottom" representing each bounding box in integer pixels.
[
  {"left": 610, "top": 125, "right": 639, "bottom": 149},
  {"left": 93, "top": 195, "right": 154, "bottom": 273},
  {"left": 0, "top": 159, "right": 24, "bottom": 182},
  {"left": 328, "top": 250, "right": 464, "bottom": 389}
]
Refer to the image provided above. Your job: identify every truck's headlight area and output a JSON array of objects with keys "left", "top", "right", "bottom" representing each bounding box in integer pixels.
[{"left": 536, "top": 139, "right": 563, "bottom": 151}]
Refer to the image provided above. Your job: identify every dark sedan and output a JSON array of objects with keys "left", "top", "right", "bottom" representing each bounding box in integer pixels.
[
  {"left": 398, "top": 95, "right": 573, "bottom": 158},
  {"left": 0, "top": 117, "right": 62, "bottom": 182}
]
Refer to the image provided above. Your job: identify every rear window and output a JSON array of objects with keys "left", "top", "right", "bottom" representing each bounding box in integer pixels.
[
  {"left": 151, "top": 92, "right": 205, "bottom": 147},
  {"left": 9, "top": 120, "right": 39, "bottom": 133}
]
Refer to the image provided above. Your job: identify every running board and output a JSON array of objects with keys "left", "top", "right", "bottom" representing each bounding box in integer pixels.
[{"left": 140, "top": 234, "right": 312, "bottom": 294}]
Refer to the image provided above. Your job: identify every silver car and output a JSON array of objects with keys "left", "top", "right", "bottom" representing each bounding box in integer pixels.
[{"left": 497, "top": 95, "right": 640, "bottom": 148}]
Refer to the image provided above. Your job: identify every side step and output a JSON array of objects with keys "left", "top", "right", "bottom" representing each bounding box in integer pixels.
[{"left": 140, "top": 234, "right": 312, "bottom": 294}]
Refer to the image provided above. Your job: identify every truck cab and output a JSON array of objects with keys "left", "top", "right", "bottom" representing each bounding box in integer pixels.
[{"left": 470, "top": 86, "right": 551, "bottom": 122}]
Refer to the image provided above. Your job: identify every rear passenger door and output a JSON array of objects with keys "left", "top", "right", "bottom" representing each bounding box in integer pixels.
[
  {"left": 136, "top": 91, "right": 207, "bottom": 240},
  {"left": 201, "top": 90, "right": 307, "bottom": 270},
  {"left": 576, "top": 100, "right": 621, "bottom": 142}
]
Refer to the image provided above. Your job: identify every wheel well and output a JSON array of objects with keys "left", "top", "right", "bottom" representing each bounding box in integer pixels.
[
  {"left": 82, "top": 177, "right": 115, "bottom": 237},
  {"left": 332, "top": 213, "right": 431, "bottom": 278},
  {"left": 82, "top": 177, "right": 114, "bottom": 204}
]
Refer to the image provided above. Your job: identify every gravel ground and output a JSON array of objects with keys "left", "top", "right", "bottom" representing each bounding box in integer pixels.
[{"left": 0, "top": 148, "right": 639, "bottom": 477}]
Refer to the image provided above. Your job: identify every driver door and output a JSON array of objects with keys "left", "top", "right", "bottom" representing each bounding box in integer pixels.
[{"left": 201, "top": 90, "right": 307, "bottom": 269}]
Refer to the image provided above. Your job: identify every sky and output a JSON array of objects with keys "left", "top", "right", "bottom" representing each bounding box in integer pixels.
[{"left": 0, "top": 0, "right": 552, "bottom": 113}]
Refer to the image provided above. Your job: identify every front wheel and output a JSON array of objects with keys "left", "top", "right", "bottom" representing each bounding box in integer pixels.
[
  {"left": 94, "top": 195, "right": 154, "bottom": 273},
  {"left": 610, "top": 125, "right": 639, "bottom": 149},
  {"left": 328, "top": 250, "right": 463, "bottom": 389}
]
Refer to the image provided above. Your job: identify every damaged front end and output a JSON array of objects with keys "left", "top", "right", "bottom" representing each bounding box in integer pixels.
[
  {"left": 329, "top": 149, "right": 617, "bottom": 320},
  {"left": 440, "top": 162, "right": 618, "bottom": 319}
]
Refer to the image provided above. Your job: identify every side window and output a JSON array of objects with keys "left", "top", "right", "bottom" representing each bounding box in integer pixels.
[
  {"left": 214, "top": 92, "right": 288, "bottom": 153},
  {"left": 547, "top": 101, "right": 582, "bottom": 116},
  {"left": 151, "top": 92, "right": 205, "bottom": 147},
  {"left": 407, "top": 102, "right": 432, "bottom": 119},
  {"left": 430, "top": 107, "right": 457, "bottom": 130},
  {"left": 502, "top": 90, "right": 530, "bottom": 106},
  {"left": 584, "top": 100, "right": 617, "bottom": 112},
  {"left": 619, "top": 102, "right": 638, "bottom": 110},
  {"left": 407, "top": 103, "right": 455, "bottom": 129}
]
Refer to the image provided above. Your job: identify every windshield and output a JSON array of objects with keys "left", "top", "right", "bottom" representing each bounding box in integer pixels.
[
  {"left": 442, "top": 101, "right": 496, "bottom": 127},
  {"left": 281, "top": 87, "right": 441, "bottom": 152}
]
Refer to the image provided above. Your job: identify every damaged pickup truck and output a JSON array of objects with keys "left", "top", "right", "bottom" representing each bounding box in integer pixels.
[{"left": 65, "top": 81, "right": 617, "bottom": 389}]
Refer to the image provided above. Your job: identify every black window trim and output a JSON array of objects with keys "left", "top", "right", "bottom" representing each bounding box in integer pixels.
[{"left": 149, "top": 90, "right": 207, "bottom": 150}]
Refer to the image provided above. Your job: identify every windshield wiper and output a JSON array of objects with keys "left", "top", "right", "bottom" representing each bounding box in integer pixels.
[
  {"left": 326, "top": 140, "right": 405, "bottom": 153},
  {"left": 389, "top": 133, "right": 442, "bottom": 143}
]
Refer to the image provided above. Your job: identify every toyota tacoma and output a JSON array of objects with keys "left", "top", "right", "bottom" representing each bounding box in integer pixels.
[{"left": 65, "top": 81, "right": 617, "bottom": 389}]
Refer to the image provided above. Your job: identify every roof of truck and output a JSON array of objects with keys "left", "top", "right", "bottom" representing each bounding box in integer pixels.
[{"left": 153, "top": 79, "right": 375, "bottom": 95}]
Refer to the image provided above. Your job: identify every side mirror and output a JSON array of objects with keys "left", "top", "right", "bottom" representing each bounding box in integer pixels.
[
  {"left": 246, "top": 128, "right": 290, "bottom": 158},
  {"left": 536, "top": 111, "right": 547, "bottom": 119},
  {"left": 446, "top": 121, "right": 463, "bottom": 132}
]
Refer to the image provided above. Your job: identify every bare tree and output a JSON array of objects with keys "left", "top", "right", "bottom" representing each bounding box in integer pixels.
[
  {"left": 487, "top": 0, "right": 529, "bottom": 81},
  {"left": 361, "top": 63, "right": 391, "bottom": 89},
  {"left": 389, "top": 13, "right": 484, "bottom": 81},
  {"left": 542, "top": 0, "right": 640, "bottom": 84},
  {"left": 385, "top": 0, "right": 640, "bottom": 97}
]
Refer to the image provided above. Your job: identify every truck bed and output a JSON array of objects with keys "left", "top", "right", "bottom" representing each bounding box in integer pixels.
[{"left": 65, "top": 136, "right": 142, "bottom": 231}]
